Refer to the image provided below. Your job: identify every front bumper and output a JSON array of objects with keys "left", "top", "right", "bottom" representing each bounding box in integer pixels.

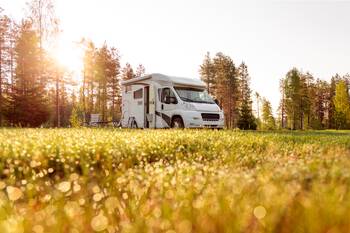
[{"left": 183, "top": 111, "right": 224, "bottom": 129}]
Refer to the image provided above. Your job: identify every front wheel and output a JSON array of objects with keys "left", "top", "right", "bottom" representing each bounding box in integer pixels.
[{"left": 171, "top": 117, "right": 184, "bottom": 129}]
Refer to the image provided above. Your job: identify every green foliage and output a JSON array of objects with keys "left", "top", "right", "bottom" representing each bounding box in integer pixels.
[
  {"left": 69, "top": 105, "right": 83, "bottom": 127},
  {"left": 261, "top": 98, "right": 275, "bottom": 130},
  {"left": 201, "top": 52, "right": 239, "bottom": 128},
  {"left": 0, "top": 129, "right": 349, "bottom": 232},
  {"left": 81, "top": 40, "right": 121, "bottom": 122},
  {"left": 237, "top": 62, "right": 256, "bottom": 130},
  {"left": 284, "top": 68, "right": 304, "bottom": 129},
  {"left": 121, "top": 62, "right": 135, "bottom": 81},
  {"left": 333, "top": 80, "right": 350, "bottom": 129},
  {"left": 5, "top": 20, "right": 49, "bottom": 127},
  {"left": 199, "top": 52, "right": 216, "bottom": 95},
  {"left": 280, "top": 71, "right": 350, "bottom": 131},
  {"left": 238, "top": 101, "right": 257, "bottom": 130}
]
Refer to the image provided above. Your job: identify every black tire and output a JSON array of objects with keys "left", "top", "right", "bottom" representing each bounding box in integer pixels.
[{"left": 171, "top": 117, "right": 184, "bottom": 129}]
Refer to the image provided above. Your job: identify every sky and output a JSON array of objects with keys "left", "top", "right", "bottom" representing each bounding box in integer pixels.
[{"left": 1, "top": 0, "right": 350, "bottom": 113}]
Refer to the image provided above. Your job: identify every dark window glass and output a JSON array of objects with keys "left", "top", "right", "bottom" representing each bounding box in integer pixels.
[
  {"left": 133, "top": 88, "right": 143, "bottom": 99},
  {"left": 161, "top": 88, "right": 177, "bottom": 104},
  {"left": 161, "top": 88, "right": 170, "bottom": 102}
]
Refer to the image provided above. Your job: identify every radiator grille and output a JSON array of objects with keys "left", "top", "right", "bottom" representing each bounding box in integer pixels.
[{"left": 201, "top": 113, "right": 220, "bottom": 121}]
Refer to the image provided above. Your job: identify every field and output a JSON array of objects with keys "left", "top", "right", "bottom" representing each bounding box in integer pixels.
[{"left": 0, "top": 129, "right": 349, "bottom": 233}]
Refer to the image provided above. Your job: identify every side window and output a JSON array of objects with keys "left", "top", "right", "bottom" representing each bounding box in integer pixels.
[
  {"left": 161, "top": 88, "right": 177, "bottom": 104},
  {"left": 161, "top": 88, "right": 171, "bottom": 103},
  {"left": 133, "top": 88, "right": 143, "bottom": 99}
]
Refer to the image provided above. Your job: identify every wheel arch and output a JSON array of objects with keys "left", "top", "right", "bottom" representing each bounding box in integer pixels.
[{"left": 171, "top": 114, "right": 185, "bottom": 127}]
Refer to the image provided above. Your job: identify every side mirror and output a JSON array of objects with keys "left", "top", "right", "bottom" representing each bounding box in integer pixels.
[
  {"left": 165, "top": 96, "right": 177, "bottom": 104},
  {"left": 214, "top": 99, "right": 219, "bottom": 105}
]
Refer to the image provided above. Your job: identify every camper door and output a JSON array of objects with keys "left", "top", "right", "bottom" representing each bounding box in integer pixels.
[
  {"left": 130, "top": 85, "right": 155, "bottom": 128},
  {"left": 132, "top": 87, "right": 144, "bottom": 127},
  {"left": 156, "top": 87, "right": 178, "bottom": 128}
]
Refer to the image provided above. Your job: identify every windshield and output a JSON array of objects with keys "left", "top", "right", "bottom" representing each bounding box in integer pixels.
[{"left": 174, "top": 87, "right": 215, "bottom": 104}]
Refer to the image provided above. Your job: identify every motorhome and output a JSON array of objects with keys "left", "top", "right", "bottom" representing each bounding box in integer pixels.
[{"left": 120, "top": 73, "right": 224, "bottom": 128}]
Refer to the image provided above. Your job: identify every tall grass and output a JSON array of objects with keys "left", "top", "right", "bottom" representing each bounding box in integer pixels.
[{"left": 0, "top": 128, "right": 349, "bottom": 232}]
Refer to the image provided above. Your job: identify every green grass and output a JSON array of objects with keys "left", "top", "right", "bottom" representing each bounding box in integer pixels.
[{"left": 0, "top": 129, "right": 349, "bottom": 233}]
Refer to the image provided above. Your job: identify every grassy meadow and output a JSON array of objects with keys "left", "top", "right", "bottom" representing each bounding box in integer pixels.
[{"left": 0, "top": 128, "right": 349, "bottom": 233}]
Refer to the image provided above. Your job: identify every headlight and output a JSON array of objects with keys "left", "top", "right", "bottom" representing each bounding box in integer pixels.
[{"left": 183, "top": 103, "right": 196, "bottom": 111}]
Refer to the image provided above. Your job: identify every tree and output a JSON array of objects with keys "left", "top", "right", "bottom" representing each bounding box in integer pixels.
[
  {"left": 300, "top": 72, "right": 312, "bottom": 129},
  {"left": 95, "top": 44, "right": 109, "bottom": 121},
  {"left": 0, "top": 13, "right": 12, "bottom": 126},
  {"left": 212, "top": 53, "right": 238, "bottom": 128},
  {"left": 255, "top": 92, "right": 262, "bottom": 129},
  {"left": 107, "top": 47, "right": 120, "bottom": 121},
  {"left": 237, "top": 62, "right": 256, "bottom": 130},
  {"left": 6, "top": 20, "right": 49, "bottom": 127},
  {"left": 135, "top": 64, "right": 145, "bottom": 78},
  {"left": 26, "top": 0, "right": 58, "bottom": 86},
  {"left": 278, "top": 79, "right": 287, "bottom": 129},
  {"left": 284, "top": 68, "right": 304, "bottom": 130},
  {"left": 328, "top": 74, "right": 342, "bottom": 129},
  {"left": 69, "top": 103, "right": 83, "bottom": 127},
  {"left": 121, "top": 63, "right": 135, "bottom": 81},
  {"left": 308, "top": 79, "right": 329, "bottom": 129},
  {"left": 199, "top": 52, "right": 215, "bottom": 95},
  {"left": 333, "top": 80, "right": 350, "bottom": 129},
  {"left": 261, "top": 98, "right": 275, "bottom": 130}
]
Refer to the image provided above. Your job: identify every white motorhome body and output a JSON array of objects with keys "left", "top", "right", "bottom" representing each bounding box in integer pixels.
[{"left": 121, "top": 73, "right": 224, "bottom": 128}]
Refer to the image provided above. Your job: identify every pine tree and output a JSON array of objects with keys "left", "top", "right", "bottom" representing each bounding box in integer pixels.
[
  {"left": 300, "top": 72, "right": 312, "bottom": 129},
  {"left": 199, "top": 52, "right": 215, "bottom": 95},
  {"left": 284, "top": 68, "right": 302, "bottom": 130},
  {"left": 237, "top": 62, "right": 256, "bottom": 130},
  {"left": 278, "top": 78, "right": 287, "bottom": 129},
  {"left": 0, "top": 13, "right": 12, "bottom": 126},
  {"left": 82, "top": 40, "right": 96, "bottom": 121},
  {"left": 95, "top": 43, "right": 109, "bottom": 121},
  {"left": 135, "top": 64, "right": 145, "bottom": 78},
  {"left": 255, "top": 92, "right": 262, "bottom": 129},
  {"left": 27, "top": 0, "right": 58, "bottom": 87},
  {"left": 309, "top": 79, "right": 329, "bottom": 129},
  {"left": 121, "top": 63, "right": 135, "bottom": 81},
  {"left": 333, "top": 80, "right": 350, "bottom": 129},
  {"left": 212, "top": 53, "right": 238, "bottom": 128},
  {"left": 328, "top": 74, "right": 341, "bottom": 128},
  {"left": 107, "top": 47, "right": 120, "bottom": 121},
  {"left": 261, "top": 98, "right": 275, "bottom": 130},
  {"left": 6, "top": 20, "right": 49, "bottom": 127}
]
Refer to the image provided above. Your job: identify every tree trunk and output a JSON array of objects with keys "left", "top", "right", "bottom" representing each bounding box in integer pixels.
[
  {"left": 56, "top": 71, "right": 60, "bottom": 127},
  {"left": 0, "top": 41, "right": 2, "bottom": 127},
  {"left": 82, "top": 67, "right": 86, "bottom": 123},
  {"left": 111, "top": 79, "right": 116, "bottom": 121}
]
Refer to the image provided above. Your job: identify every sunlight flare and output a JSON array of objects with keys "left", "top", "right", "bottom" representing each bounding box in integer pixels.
[{"left": 51, "top": 35, "right": 84, "bottom": 81}]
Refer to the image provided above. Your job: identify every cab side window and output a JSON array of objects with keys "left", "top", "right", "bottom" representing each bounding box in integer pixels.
[
  {"left": 161, "top": 88, "right": 177, "bottom": 104},
  {"left": 161, "top": 88, "right": 170, "bottom": 103}
]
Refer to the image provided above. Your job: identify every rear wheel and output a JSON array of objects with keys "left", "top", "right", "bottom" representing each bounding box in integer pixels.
[{"left": 171, "top": 117, "right": 184, "bottom": 129}]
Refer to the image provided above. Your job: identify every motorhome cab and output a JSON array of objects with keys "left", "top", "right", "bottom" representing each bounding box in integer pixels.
[{"left": 121, "top": 73, "right": 224, "bottom": 129}]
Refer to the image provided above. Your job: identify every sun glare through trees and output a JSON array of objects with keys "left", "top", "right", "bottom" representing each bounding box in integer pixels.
[{"left": 0, "top": 1, "right": 350, "bottom": 233}]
